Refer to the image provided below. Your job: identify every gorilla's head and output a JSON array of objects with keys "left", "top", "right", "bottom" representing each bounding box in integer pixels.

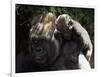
[
  {"left": 29, "top": 12, "right": 59, "bottom": 67},
  {"left": 29, "top": 36, "right": 59, "bottom": 67},
  {"left": 55, "top": 14, "right": 73, "bottom": 40}
]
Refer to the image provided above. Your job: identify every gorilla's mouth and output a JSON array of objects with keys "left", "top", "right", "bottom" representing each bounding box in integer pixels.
[
  {"left": 33, "top": 54, "right": 48, "bottom": 64},
  {"left": 35, "top": 57, "right": 47, "bottom": 64}
]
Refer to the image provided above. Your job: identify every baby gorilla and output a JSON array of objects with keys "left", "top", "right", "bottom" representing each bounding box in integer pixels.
[{"left": 55, "top": 14, "right": 92, "bottom": 69}]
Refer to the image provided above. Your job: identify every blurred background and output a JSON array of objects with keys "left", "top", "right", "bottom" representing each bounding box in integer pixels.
[{"left": 16, "top": 4, "right": 94, "bottom": 68}]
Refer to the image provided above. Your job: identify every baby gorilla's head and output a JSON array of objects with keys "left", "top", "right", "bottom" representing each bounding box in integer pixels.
[
  {"left": 56, "top": 14, "right": 73, "bottom": 31},
  {"left": 29, "top": 36, "right": 59, "bottom": 67},
  {"left": 55, "top": 14, "right": 73, "bottom": 40}
]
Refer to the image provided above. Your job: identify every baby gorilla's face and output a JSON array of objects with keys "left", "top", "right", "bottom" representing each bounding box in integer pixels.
[
  {"left": 29, "top": 37, "right": 58, "bottom": 66},
  {"left": 56, "top": 14, "right": 71, "bottom": 31}
]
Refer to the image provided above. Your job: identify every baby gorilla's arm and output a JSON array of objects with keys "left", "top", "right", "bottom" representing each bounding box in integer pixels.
[
  {"left": 72, "top": 20, "right": 93, "bottom": 61},
  {"left": 79, "top": 53, "right": 91, "bottom": 69}
]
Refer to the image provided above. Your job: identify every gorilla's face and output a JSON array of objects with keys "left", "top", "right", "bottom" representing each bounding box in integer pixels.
[
  {"left": 29, "top": 36, "right": 59, "bottom": 66},
  {"left": 55, "top": 14, "right": 72, "bottom": 40}
]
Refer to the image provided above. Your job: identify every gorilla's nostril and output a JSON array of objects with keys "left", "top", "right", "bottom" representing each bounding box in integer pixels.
[
  {"left": 36, "top": 47, "right": 42, "bottom": 52},
  {"left": 34, "top": 40, "right": 38, "bottom": 44},
  {"left": 35, "top": 56, "right": 41, "bottom": 60}
]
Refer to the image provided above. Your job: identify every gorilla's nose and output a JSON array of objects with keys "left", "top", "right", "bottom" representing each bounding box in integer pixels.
[
  {"left": 36, "top": 47, "right": 42, "bottom": 53},
  {"left": 34, "top": 40, "right": 38, "bottom": 44},
  {"left": 35, "top": 56, "right": 41, "bottom": 60}
]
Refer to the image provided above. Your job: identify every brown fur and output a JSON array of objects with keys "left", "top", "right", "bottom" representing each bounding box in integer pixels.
[{"left": 30, "top": 12, "right": 56, "bottom": 39}]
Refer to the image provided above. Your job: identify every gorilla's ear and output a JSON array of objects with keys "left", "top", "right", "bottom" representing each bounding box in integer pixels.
[{"left": 68, "top": 20, "right": 73, "bottom": 26}]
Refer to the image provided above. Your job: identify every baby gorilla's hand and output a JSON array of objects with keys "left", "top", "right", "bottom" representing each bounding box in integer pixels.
[{"left": 86, "top": 50, "right": 92, "bottom": 62}]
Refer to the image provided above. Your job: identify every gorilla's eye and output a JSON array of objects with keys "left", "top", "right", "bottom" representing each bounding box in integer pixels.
[{"left": 32, "top": 38, "right": 39, "bottom": 44}]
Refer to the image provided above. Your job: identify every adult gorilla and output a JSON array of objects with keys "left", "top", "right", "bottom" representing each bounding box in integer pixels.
[{"left": 16, "top": 12, "right": 61, "bottom": 73}]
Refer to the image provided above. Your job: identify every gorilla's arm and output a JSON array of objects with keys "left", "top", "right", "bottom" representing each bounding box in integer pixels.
[{"left": 72, "top": 20, "right": 93, "bottom": 61}]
